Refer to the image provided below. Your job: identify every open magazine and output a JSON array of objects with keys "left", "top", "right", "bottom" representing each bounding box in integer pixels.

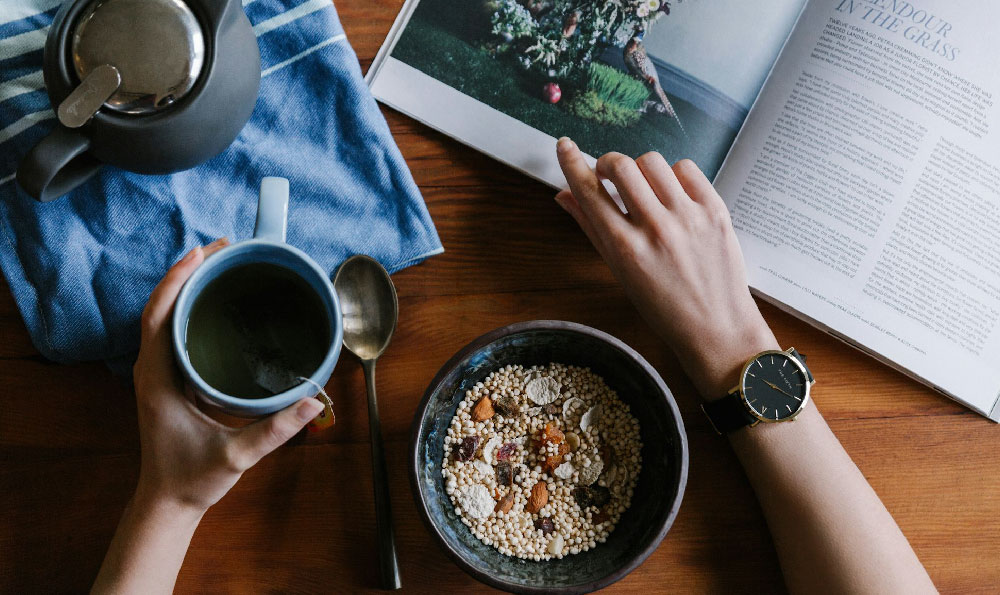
[{"left": 367, "top": 0, "right": 1000, "bottom": 421}]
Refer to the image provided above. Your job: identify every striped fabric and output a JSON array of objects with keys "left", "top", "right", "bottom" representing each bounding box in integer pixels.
[{"left": 0, "top": 0, "right": 441, "bottom": 364}]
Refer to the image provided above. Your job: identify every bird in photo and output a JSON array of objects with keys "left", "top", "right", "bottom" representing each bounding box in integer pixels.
[
  {"left": 562, "top": 10, "right": 580, "bottom": 38},
  {"left": 624, "top": 27, "right": 686, "bottom": 136}
]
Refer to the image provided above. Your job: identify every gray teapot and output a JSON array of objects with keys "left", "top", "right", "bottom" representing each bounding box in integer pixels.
[{"left": 16, "top": 0, "right": 261, "bottom": 202}]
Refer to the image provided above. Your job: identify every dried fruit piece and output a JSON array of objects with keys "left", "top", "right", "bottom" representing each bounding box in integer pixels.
[
  {"left": 538, "top": 422, "right": 565, "bottom": 447},
  {"left": 580, "top": 405, "right": 601, "bottom": 432},
  {"left": 456, "top": 436, "right": 479, "bottom": 462},
  {"left": 495, "top": 492, "right": 514, "bottom": 514},
  {"left": 565, "top": 432, "right": 581, "bottom": 452},
  {"left": 482, "top": 436, "right": 501, "bottom": 463},
  {"left": 554, "top": 461, "right": 575, "bottom": 479},
  {"left": 590, "top": 485, "right": 611, "bottom": 507},
  {"left": 525, "top": 481, "right": 549, "bottom": 513},
  {"left": 572, "top": 485, "right": 612, "bottom": 510},
  {"left": 457, "top": 484, "right": 494, "bottom": 519},
  {"left": 526, "top": 376, "right": 561, "bottom": 405},
  {"left": 592, "top": 510, "right": 610, "bottom": 525},
  {"left": 496, "top": 461, "right": 513, "bottom": 486},
  {"left": 496, "top": 442, "right": 516, "bottom": 462},
  {"left": 542, "top": 442, "right": 571, "bottom": 473},
  {"left": 534, "top": 518, "right": 555, "bottom": 535},
  {"left": 493, "top": 396, "right": 519, "bottom": 417},
  {"left": 472, "top": 397, "right": 495, "bottom": 421}
]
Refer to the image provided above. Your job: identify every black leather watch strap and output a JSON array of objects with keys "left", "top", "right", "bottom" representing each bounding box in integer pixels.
[
  {"left": 701, "top": 392, "right": 758, "bottom": 434},
  {"left": 788, "top": 347, "right": 814, "bottom": 383}
]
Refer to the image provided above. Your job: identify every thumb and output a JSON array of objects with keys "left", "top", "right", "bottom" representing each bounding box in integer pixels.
[{"left": 233, "top": 398, "right": 324, "bottom": 466}]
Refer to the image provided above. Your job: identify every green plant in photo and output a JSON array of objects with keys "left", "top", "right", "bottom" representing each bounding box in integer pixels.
[{"left": 567, "top": 63, "right": 650, "bottom": 127}]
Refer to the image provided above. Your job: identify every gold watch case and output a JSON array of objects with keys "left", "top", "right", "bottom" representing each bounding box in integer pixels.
[{"left": 727, "top": 347, "right": 815, "bottom": 425}]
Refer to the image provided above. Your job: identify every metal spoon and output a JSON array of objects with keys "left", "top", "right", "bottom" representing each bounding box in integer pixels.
[{"left": 333, "top": 254, "right": 402, "bottom": 590}]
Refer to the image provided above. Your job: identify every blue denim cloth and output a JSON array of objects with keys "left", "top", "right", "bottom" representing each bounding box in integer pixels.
[{"left": 0, "top": 0, "right": 442, "bottom": 364}]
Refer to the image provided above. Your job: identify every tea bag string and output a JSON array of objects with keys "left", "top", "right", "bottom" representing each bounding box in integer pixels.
[{"left": 296, "top": 376, "right": 335, "bottom": 428}]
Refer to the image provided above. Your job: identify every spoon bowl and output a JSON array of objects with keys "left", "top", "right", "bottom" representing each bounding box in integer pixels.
[{"left": 335, "top": 255, "right": 399, "bottom": 361}]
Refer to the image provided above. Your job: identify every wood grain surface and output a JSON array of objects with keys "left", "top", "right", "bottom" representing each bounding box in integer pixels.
[{"left": 1, "top": 1, "right": 997, "bottom": 593}]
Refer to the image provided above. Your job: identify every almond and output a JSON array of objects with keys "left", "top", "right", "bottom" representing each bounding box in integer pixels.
[
  {"left": 494, "top": 492, "right": 514, "bottom": 514},
  {"left": 525, "top": 481, "right": 549, "bottom": 513},
  {"left": 472, "top": 397, "right": 495, "bottom": 421}
]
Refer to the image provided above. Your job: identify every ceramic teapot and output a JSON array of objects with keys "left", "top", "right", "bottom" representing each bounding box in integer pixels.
[{"left": 16, "top": 0, "right": 261, "bottom": 202}]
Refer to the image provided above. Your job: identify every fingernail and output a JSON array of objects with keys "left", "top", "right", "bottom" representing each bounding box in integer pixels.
[
  {"left": 553, "top": 192, "right": 567, "bottom": 209},
  {"left": 557, "top": 137, "right": 575, "bottom": 153},
  {"left": 180, "top": 246, "right": 201, "bottom": 264},
  {"left": 296, "top": 398, "right": 324, "bottom": 422},
  {"left": 208, "top": 237, "right": 229, "bottom": 248}
]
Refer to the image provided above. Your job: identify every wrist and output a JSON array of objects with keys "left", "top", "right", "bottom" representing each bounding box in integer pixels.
[
  {"left": 681, "top": 316, "right": 779, "bottom": 400},
  {"left": 132, "top": 483, "right": 208, "bottom": 526}
]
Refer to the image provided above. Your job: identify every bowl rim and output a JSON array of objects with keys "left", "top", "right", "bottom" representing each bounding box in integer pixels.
[{"left": 409, "top": 320, "right": 689, "bottom": 594}]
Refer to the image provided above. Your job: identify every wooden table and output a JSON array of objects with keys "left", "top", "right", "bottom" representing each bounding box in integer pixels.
[{"left": 2, "top": 1, "right": 998, "bottom": 592}]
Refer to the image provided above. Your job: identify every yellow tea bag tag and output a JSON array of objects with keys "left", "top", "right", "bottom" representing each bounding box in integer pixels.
[{"left": 296, "top": 377, "right": 335, "bottom": 432}]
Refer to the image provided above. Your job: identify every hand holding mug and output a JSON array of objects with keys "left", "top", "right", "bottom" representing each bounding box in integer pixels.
[{"left": 132, "top": 238, "right": 323, "bottom": 513}]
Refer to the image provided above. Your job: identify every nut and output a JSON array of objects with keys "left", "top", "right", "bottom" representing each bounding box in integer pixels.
[
  {"left": 494, "top": 492, "right": 514, "bottom": 514},
  {"left": 525, "top": 481, "right": 549, "bottom": 513},
  {"left": 472, "top": 397, "right": 495, "bottom": 421}
]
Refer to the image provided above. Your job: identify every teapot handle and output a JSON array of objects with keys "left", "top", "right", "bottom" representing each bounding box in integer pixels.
[{"left": 16, "top": 126, "right": 101, "bottom": 202}]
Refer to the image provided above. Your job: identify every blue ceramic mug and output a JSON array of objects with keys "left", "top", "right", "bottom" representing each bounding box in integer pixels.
[{"left": 171, "top": 177, "right": 343, "bottom": 416}]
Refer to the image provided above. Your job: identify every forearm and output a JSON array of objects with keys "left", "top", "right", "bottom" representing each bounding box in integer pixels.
[
  {"left": 692, "top": 329, "right": 935, "bottom": 594},
  {"left": 92, "top": 489, "right": 204, "bottom": 594},
  {"left": 731, "top": 405, "right": 935, "bottom": 593}
]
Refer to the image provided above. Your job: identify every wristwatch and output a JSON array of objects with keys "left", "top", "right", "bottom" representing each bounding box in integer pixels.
[{"left": 701, "top": 347, "right": 815, "bottom": 434}]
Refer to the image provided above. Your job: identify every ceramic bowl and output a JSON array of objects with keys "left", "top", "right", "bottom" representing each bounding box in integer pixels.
[{"left": 410, "top": 320, "right": 688, "bottom": 594}]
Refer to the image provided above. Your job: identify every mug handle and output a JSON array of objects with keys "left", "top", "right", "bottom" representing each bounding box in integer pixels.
[
  {"left": 16, "top": 126, "right": 102, "bottom": 202},
  {"left": 254, "top": 177, "right": 289, "bottom": 242}
]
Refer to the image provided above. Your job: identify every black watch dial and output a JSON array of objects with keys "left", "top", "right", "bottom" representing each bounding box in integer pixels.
[{"left": 741, "top": 351, "right": 808, "bottom": 422}]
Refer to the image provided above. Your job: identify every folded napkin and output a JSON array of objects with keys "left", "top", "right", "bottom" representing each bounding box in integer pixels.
[{"left": 0, "top": 0, "right": 442, "bottom": 364}]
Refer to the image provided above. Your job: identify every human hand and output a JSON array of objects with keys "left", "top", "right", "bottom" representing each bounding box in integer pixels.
[
  {"left": 554, "top": 138, "right": 778, "bottom": 398},
  {"left": 131, "top": 239, "right": 324, "bottom": 513}
]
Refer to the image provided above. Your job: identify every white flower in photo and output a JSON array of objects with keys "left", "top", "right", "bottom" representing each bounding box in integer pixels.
[
  {"left": 636, "top": 4, "right": 649, "bottom": 17},
  {"left": 646, "top": 0, "right": 660, "bottom": 10}
]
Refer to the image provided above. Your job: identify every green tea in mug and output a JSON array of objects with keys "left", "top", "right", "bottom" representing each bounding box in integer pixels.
[{"left": 185, "top": 262, "right": 331, "bottom": 398}]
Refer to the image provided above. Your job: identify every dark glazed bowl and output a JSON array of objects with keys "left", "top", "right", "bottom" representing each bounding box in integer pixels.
[{"left": 410, "top": 321, "right": 688, "bottom": 594}]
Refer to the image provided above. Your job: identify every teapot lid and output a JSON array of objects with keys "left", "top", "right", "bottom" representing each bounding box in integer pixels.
[{"left": 71, "top": 0, "right": 205, "bottom": 115}]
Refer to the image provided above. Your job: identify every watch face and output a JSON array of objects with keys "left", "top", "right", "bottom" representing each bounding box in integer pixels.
[{"left": 741, "top": 352, "right": 809, "bottom": 422}]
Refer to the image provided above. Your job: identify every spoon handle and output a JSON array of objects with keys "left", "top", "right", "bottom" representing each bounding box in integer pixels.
[{"left": 363, "top": 358, "right": 402, "bottom": 590}]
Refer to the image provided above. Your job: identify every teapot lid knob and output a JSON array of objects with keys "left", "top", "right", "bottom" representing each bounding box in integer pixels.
[{"left": 70, "top": 0, "right": 206, "bottom": 115}]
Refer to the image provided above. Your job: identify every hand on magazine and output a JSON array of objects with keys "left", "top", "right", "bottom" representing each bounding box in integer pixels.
[{"left": 554, "top": 137, "right": 778, "bottom": 398}]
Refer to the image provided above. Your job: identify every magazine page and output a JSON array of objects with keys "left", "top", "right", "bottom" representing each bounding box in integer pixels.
[
  {"left": 713, "top": 0, "right": 1000, "bottom": 417},
  {"left": 368, "top": 0, "right": 806, "bottom": 186}
]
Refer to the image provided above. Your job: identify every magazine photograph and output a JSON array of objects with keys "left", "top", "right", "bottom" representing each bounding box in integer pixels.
[{"left": 371, "top": 0, "right": 804, "bottom": 182}]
